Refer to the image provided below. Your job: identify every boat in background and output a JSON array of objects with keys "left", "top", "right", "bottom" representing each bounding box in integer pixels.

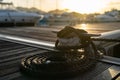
[{"left": 0, "top": 1, "right": 43, "bottom": 26}]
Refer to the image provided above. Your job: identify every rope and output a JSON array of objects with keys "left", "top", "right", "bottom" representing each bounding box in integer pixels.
[
  {"left": 21, "top": 26, "right": 120, "bottom": 78},
  {"left": 20, "top": 51, "right": 96, "bottom": 78}
]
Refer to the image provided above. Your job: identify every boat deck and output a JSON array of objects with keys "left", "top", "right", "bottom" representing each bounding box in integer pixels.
[
  {"left": 0, "top": 38, "right": 120, "bottom": 80},
  {"left": 0, "top": 27, "right": 120, "bottom": 80}
]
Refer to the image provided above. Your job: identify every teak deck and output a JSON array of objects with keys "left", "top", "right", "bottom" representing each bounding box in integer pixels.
[{"left": 0, "top": 39, "right": 120, "bottom": 80}]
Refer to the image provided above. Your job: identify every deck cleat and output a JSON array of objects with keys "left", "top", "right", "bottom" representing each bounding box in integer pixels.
[{"left": 20, "top": 26, "right": 102, "bottom": 78}]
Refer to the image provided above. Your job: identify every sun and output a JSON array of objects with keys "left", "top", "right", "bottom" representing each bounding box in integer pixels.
[{"left": 61, "top": 0, "right": 108, "bottom": 14}]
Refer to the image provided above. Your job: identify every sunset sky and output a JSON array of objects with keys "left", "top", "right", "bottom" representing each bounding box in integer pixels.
[{"left": 3, "top": 0, "right": 120, "bottom": 14}]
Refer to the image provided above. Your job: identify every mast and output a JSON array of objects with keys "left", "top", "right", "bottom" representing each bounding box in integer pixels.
[
  {"left": 56, "top": 0, "right": 58, "bottom": 10},
  {"left": 40, "top": 0, "right": 42, "bottom": 11},
  {"left": 56, "top": 0, "right": 58, "bottom": 14},
  {"left": 26, "top": 0, "right": 28, "bottom": 8}
]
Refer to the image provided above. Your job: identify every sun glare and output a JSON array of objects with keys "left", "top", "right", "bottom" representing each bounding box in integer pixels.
[
  {"left": 80, "top": 24, "right": 87, "bottom": 30},
  {"left": 75, "top": 23, "right": 88, "bottom": 30},
  {"left": 61, "top": 0, "right": 108, "bottom": 14}
]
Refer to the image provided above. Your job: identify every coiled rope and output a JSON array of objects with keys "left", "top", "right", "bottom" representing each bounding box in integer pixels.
[{"left": 20, "top": 26, "right": 119, "bottom": 78}]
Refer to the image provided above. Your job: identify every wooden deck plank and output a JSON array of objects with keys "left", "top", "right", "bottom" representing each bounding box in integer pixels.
[
  {"left": 0, "top": 47, "right": 37, "bottom": 59},
  {"left": 0, "top": 50, "right": 47, "bottom": 63},
  {"left": 93, "top": 65, "right": 120, "bottom": 80},
  {"left": 0, "top": 33, "right": 119, "bottom": 80}
]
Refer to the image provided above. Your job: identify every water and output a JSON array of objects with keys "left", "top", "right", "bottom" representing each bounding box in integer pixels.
[
  {"left": 48, "top": 22, "right": 120, "bottom": 34},
  {"left": 74, "top": 22, "right": 120, "bottom": 33}
]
